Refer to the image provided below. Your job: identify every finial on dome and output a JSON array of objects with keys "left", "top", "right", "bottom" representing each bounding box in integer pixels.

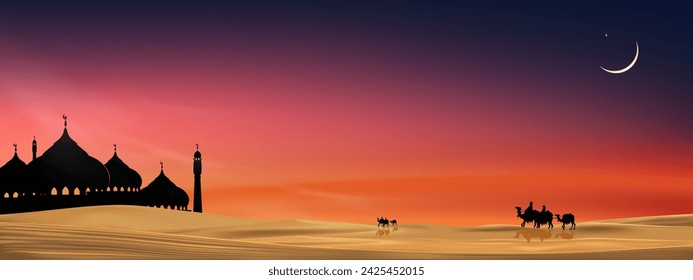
[
  {"left": 114, "top": 143, "right": 117, "bottom": 153},
  {"left": 196, "top": 143, "right": 199, "bottom": 150},
  {"left": 13, "top": 143, "right": 17, "bottom": 153},
  {"left": 160, "top": 161, "right": 164, "bottom": 171},
  {"left": 62, "top": 114, "right": 67, "bottom": 127}
]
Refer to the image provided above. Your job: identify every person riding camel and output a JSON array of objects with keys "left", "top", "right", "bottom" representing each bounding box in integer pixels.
[{"left": 524, "top": 201, "right": 534, "bottom": 215}]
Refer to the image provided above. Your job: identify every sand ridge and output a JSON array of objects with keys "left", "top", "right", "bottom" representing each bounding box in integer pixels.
[{"left": 1, "top": 206, "right": 692, "bottom": 259}]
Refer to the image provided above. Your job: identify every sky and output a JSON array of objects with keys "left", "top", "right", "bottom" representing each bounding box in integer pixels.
[{"left": 1, "top": 1, "right": 692, "bottom": 225}]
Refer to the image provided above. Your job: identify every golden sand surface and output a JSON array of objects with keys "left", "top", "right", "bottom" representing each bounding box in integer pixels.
[{"left": 1, "top": 206, "right": 692, "bottom": 259}]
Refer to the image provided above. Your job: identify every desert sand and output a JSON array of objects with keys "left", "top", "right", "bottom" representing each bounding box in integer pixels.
[{"left": 0, "top": 206, "right": 692, "bottom": 259}]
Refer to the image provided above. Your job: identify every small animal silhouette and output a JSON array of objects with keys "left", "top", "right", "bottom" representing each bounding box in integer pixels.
[
  {"left": 390, "top": 219, "right": 397, "bottom": 226},
  {"left": 377, "top": 217, "right": 389, "bottom": 228},
  {"left": 555, "top": 213, "right": 576, "bottom": 230}
]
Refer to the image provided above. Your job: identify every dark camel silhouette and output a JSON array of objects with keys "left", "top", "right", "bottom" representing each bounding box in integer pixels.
[
  {"left": 535, "top": 205, "right": 554, "bottom": 229},
  {"left": 377, "top": 217, "right": 389, "bottom": 228},
  {"left": 515, "top": 204, "right": 553, "bottom": 228},
  {"left": 555, "top": 213, "right": 576, "bottom": 230},
  {"left": 390, "top": 219, "right": 397, "bottom": 226},
  {"left": 515, "top": 206, "right": 535, "bottom": 227},
  {"left": 514, "top": 229, "right": 552, "bottom": 243}
]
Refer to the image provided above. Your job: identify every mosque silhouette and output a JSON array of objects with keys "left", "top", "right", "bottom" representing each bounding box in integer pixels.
[{"left": 0, "top": 115, "right": 203, "bottom": 214}]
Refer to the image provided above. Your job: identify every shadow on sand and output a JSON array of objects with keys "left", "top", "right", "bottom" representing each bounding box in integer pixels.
[
  {"left": 514, "top": 229, "right": 577, "bottom": 242},
  {"left": 376, "top": 225, "right": 398, "bottom": 237}
]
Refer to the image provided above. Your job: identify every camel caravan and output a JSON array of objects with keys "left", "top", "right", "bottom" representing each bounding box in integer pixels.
[
  {"left": 515, "top": 201, "right": 576, "bottom": 230},
  {"left": 377, "top": 217, "right": 397, "bottom": 228},
  {"left": 376, "top": 217, "right": 398, "bottom": 238}
]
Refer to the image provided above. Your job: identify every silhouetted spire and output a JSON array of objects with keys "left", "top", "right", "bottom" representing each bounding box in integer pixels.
[
  {"left": 32, "top": 136, "right": 37, "bottom": 161},
  {"left": 114, "top": 143, "right": 117, "bottom": 154},
  {"left": 193, "top": 144, "right": 202, "bottom": 213},
  {"left": 13, "top": 143, "right": 17, "bottom": 154},
  {"left": 63, "top": 114, "right": 67, "bottom": 127},
  {"left": 194, "top": 143, "right": 202, "bottom": 159},
  {"left": 160, "top": 161, "right": 164, "bottom": 172}
]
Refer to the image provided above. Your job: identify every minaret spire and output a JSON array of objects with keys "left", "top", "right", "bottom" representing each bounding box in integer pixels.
[
  {"left": 193, "top": 144, "right": 203, "bottom": 213},
  {"left": 62, "top": 114, "right": 67, "bottom": 127},
  {"left": 114, "top": 143, "right": 117, "bottom": 153},
  {"left": 32, "top": 136, "right": 37, "bottom": 160},
  {"left": 13, "top": 143, "right": 17, "bottom": 154},
  {"left": 160, "top": 161, "right": 164, "bottom": 171}
]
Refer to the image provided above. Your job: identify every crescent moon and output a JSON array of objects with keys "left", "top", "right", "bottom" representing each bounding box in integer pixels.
[{"left": 600, "top": 41, "right": 639, "bottom": 74}]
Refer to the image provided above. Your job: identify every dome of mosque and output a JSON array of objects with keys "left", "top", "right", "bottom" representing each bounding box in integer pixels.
[
  {"left": 0, "top": 145, "right": 28, "bottom": 195},
  {"left": 105, "top": 146, "right": 142, "bottom": 190},
  {"left": 139, "top": 165, "right": 189, "bottom": 209},
  {"left": 30, "top": 128, "right": 109, "bottom": 193}
]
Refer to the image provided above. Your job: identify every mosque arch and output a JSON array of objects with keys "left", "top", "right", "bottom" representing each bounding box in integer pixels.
[
  {"left": 4, "top": 193, "right": 9, "bottom": 198},
  {"left": 74, "top": 188, "right": 81, "bottom": 196},
  {"left": 51, "top": 187, "right": 58, "bottom": 196},
  {"left": 12, "top": 192, "right": 18, "bottom": 198},
  {"left": 61, "top": 187, "right": 69, "bottom": 196}
]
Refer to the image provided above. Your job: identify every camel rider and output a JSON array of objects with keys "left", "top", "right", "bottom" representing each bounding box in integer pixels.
[
  {"left": 524, "top": 201, "right": 533, "bottom": 214},
  {"left": 541, "top": 205, "right": 546, "bottom": 213}
]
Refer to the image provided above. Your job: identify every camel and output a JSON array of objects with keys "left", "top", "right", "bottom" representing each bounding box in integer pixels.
[
  {"left": 515, "top": 205, "right": 553, "bottom": 228},
  {"left": 390, "top": 219, "right": 398, "bottom": 226},
  {"left": 534, "top": 205, "right": 554, "bottom": 229},
  {"left": 555, "top": 213, "right": 576, "bottom": 230},
  {"left": 515, "top": 206, "right": 535, "bottom": 227},
  {"left": 377, "top": 217, "right": 389, "bottom": 228}
]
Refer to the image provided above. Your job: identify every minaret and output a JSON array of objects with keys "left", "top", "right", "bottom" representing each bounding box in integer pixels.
[
  {"left": 32, "top": 136, "right": 37, "bottom": 161},
  {"left": 193, "top": 144, "right": 202, "bottom": 213}
]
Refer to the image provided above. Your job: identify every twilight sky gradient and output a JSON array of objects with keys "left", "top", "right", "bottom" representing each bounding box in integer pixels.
[{"left": 1, "top": 1, "right": 692, "bottom": 225}]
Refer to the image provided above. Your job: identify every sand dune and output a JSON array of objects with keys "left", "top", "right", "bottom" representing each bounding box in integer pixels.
[{"left": 1, "top": 206, "right": 692, "bottom": 259}]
